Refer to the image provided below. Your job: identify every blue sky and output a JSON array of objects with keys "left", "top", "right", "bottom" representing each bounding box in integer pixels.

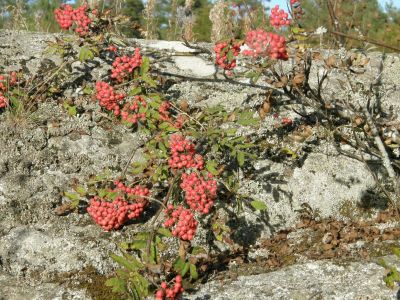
[{"left": 269, "top": 0, "right": 399, "bottom": 10}]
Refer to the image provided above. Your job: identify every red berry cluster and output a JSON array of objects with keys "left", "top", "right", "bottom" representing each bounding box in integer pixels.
[
  {"left": 270, "top": 5, "right": 291, "bottom": 28},
  {"left": 0, "top": 75, "right": 7, "bottom": 108},
  {"left": 290, "top": 0, "right": 304, "bottom": 19},
  {"left": 155, "top": 276, "right": 184, "bottom": 300},
  {"left": 120, "top": 95, "right": 147, "bottom": 124},
  {"left": 111, "top": 48, "right": 142, "bottom": 82},
  {"left": 159, "top": 101, "right": 171, "bottom": 122},
  {"left": 107, "top": 45, "right": 118, "bottom": 53},
  {"left": 95, "top": 81, "right": 125, "bottom": 116},
  {"left": 87, "top": 195, "right": 146, "bottom": 231},
  {"left": 0, "top": 72, "right": 17, "bottom": 109},
  {"left": 0, "top": 92, "right": 7, "bottom": 108},
  {"left": 242, "top": 29, "right": 289, "bottom": 60},
  {"left": 113, "top": 180, "right": 150, "bottom": 200},
  {"left": 9, "top": 71, "right": 17, "bottom": 86},
  {"left": 168, "top": 134, "right": 204, "bottom": 170},
  {"left": 180, "top": 172, "right": 217, "bottom": 214},
  {"left": 158, "top": 101, "right": 185, "bottom": 129},
  {"left": 164, "top": 205, "right": 198, "bottom": 241},
  {"left": 214, "top": 41, "right": 241, "bottom": 70},
  {"left": 54, "top": 4, "right": 92, "bottom": 36}
]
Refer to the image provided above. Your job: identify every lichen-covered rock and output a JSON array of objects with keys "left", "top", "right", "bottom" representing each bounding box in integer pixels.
[{"left": 185, "top": 257, "right": 398, "bottom": 300}]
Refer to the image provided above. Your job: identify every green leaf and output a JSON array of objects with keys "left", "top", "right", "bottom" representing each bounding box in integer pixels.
[
  {"left": 64, "top": 191, "right": 80, "bottom": 201},
  {"left": 227, "top": 49, "right": 234, "bottom": 61},
  {"left": 181, "top": 262, "right": 190, "bottom": 277},
  {"left": 173, "top": 257, "right": 187, "bottom": 274},
  {"left": 9, "top": 96, "right": 23, "bottom": 113},
  {"left": 128, "top": 87, "right": 142, "bottom": 96},
  {"left": 291, "top": 27, "right": 305, "bottom": 34},
  {"left": 75, "top": 186, "right": 86, "bottom": 196},
  {"left": 140, "top": 57, "right": 150, "bottom": 76},
  {"left": 157, "top": 227, "right": 173, "bottom": 237},
  {"left": 123, "top": 240, "right": 147, "bottom": 250},
  {"left": 393, "top": 247, "right": 400, "bottom": 258},
  {"left": 250, "top": 200, "right": 267, "bottom": 211},
  {"left": 110, "top": 254, "right": 142, "bottom": 272},
  {"left": 237, "top": 111, "right": 259, "bottom": 126},
  {"left": 82, "top": 86, "right": 93, "bottom": 95},
  {"left": 190, "top": 263, "right": 198, "bottom": 280},
  {"left": 237, "top": 151, "right": 245, "bottom": 167},
  {"left": 190, "top": 246, "right": 206, "bottom": 255},
  {"left": 206, "top": 160, "right": 219, "bottom": 176},
  {"left": 79, "top": 46, "right": 94, "bottom": 62},
  {"left": 142, "top": 75, "right": 157, "bottom": 87},
  {"left": 105, "top": 277, "right": 127, "bottom": 293}
]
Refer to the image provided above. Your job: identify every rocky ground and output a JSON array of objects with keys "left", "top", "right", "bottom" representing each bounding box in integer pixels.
[{"left": 1, "top": 30, "right": 400, "bottom": 299}]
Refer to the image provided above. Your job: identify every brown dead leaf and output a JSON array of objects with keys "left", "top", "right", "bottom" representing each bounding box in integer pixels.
[
  {"left": 54, "top": 202, "right": 72, "bottom": 216},
  {"left": 292, "top": 73, "right": 305, "bottom": 86},
  {"left": 325, "top": 55, "right": 337, "bottom": 68},
  {"left": 312, "top": 52, "right": 322, "bottom": 60},
  {"left": 179, "top": 100, "right": 189, "bottom": 112},
  {"left": 353, "top": 115, "right": 364, "bottom": 127},
  {"left": 228, "top": 113, "right": 236, "bottom": 122}
]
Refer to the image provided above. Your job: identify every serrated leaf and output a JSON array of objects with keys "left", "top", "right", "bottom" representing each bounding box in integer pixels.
[
  {"left": 237, "top": 151, "right": 245, "bottom": 167},
  {"left": 75, "top": 186, "right": 86, "bottom": 196},
  {"left": 129, "top": 240, "right": 148, "bottom": 250},
  {"left": 190, "top": 246, "right": 206, "bottom": 255},
  {"left": 140, "top": 57, "right": 150, "bottom": 76},
  {"left": 79, "top": 46, "right": 94, "bottom": 62},
  {"left": 64, "top": 191, "right": 80, "bottom": 201},
  {"left": 181, "top": 262, "right": 190, "bottom": 276},
  {"left": 157, "top": 227, "right": 173, "bottom": 237},
  {"left": 129, "top": 87, "right": 142, "bottom": 96},
  {"left": 82, "top": 86, "right": 93, "bottom": 95},
  {"left": 393, "top": 247, "right": 400, "bottom": 258},
  {"left": 237, "top": 111, "right": 259, "bottom": 126},
  {"left": 105, "top": 277, "right": 127, "bottom": 293},
  {"left": 206, "top": 160, "right": 219, "bottom": 176},
  {"left": 143, "top": 75, "right": 157, "bottom": 87},
  {"left": 250, "top": 200, "right": 267, "bottom": 211},
  {"left": 110, "top": 253, "right": 142, "bottom": 272},
  {"left": 10, "top": 96, "right": 23, "bottom": 113},
  {"left": 190, "top": 263, "right": 198, "bottom": 280},
  {"left": 173, "top": 257, "right": 186, "bottom": 273}
]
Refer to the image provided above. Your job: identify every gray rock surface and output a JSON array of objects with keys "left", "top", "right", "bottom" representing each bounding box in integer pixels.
[{"left": 186, "top": 257, "right": 399, "bottom": 300}]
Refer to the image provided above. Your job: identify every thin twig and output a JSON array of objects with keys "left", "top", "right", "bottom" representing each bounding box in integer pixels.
[
  {"left": 145, "top": 173, "right": 180, "bottom": 264},
  {"left": 181, "top": 36, "right": 212, "bottom": 55},
  {"left": 330, "top": 31, "right": 400, "bottom": 53}
]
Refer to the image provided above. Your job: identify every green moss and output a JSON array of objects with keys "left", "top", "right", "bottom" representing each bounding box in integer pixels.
[{"left": 51, "top": 266, "right": 119, "bottom": 300}]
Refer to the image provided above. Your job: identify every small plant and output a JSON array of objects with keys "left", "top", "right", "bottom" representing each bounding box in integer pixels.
[{"left": 379, "top": 248, "right": 400, "bottom": 289}]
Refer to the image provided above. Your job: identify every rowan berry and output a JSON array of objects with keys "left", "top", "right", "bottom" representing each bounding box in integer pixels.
[
  {"left": 54, "top": 4, "right": 93, "bottom": 36},
  {"left": 242, "top": 29, "right": 289, "bottom": 60},
  {"left": 0, "top": 75, "right": 7, "bottom": 91},
  {"left": 120, "top": 95, "right": 147, "bottom": 124},
  {"left": 180, "top": 172, "right": 217, "bottom": 214},
  {"left": 0, "top": 92, "right": 8, "bottom": 108},
  {"left": 155, "top": 276, "right": 184, "bottom": 300},
  {"left": 111, "top": 48, "right": 142, "bottom": 82},
  {"left": 270, "top": 5, "right": 291, "bottom": 28},
  {"left": 168, "top": 134, "right": 203, "bottom": 170},
  {"left": 159, "top": 101, "right": 171, "bottom": 122},
  {"left": 54, "top": 4, "right": 74, "bottom": 30},
  {"left": 290, "top": 0, "right": 304, "bottom": 19},
  {"left": 214, "top": 40, "right": 241, "bottom": 70},
  {"left": 88, "top": 181, "right": 150, "bottom": 231},
  {"left": 163, "top": 205, "right": 197, "bottom": 241},
  {"left": 95, "top": 81, "right": 125, "bottom": 116}
]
